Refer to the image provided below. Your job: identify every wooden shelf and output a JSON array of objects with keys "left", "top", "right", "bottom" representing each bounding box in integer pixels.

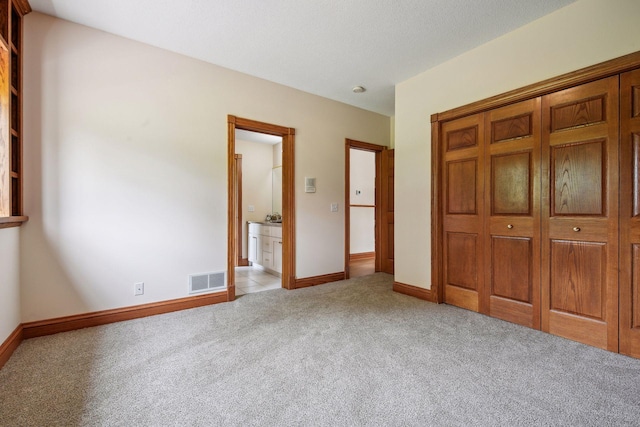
[{"left": 0, "top": 0, "right": 26, "bottom": 220}]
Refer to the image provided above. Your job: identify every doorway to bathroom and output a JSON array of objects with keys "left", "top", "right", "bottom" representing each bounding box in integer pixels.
[
  {"left": 234, "top": 129, "right": 283, "bottom": 295},
  {"left": 227, "top": 116, "right": 296, "bottom": 301}
]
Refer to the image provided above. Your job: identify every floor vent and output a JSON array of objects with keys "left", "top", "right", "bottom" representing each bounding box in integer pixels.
[{"left": 189, "top": 271, "right": 226, "bottom": 294}]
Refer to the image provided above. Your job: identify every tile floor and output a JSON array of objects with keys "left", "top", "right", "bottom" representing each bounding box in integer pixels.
[{"left": 234, "top": 266, "right": 281, "bottom": 295}]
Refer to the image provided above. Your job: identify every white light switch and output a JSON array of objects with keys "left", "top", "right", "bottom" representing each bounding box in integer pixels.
[
  {"left": 248, "top": 205, "right": 255, "bottom": 212},
  {"left": 331, "top": 203, "right": 339, "bottom": 212}
]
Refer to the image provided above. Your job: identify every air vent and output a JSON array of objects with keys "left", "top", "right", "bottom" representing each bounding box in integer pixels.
[{"left": 189, "top": 271, "right": 226, "bottom": 294}]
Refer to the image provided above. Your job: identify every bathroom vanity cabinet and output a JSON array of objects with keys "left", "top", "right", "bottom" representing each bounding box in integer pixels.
[{"left": 248, "top": 222, "right": 282, "bottom": 275}]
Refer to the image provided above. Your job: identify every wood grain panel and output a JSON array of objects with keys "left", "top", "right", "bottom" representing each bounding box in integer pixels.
[
  {"left": 550, "top": 240, "right": 605, "bottom": 320},
  {"left": 620, "top": 68, "right": 640, "bottom": 358},
  {"left": 447, "top": 126, "right": 477, "bottom": 151},
  {"left": 489, "top": 297, "right": 533, "bottom": 329},
  {"left": 548, "top": 310, "right": 607, "bottom": 350},
  {"left": 484, "top": 97, "right": 541, "bottom": 329},
  {"left": 634, "top": 133, "right": 640, "bottom": 217},
  {"left": 552, "top": 140, "right": 604, "bottom": 216},
  {"left": 634, "top": 245, "right": 640, "bottom": 329},
  {"left": 444, "top": 286, "right": 479, "bottom": 312},
  {"left": 491, "top": 151, "right": 531, "bottom": 215},
  {"left": 551, "top": 96, "right": 605, "bottom": 132},
  {"left": 388, "top": 223, "right": 394, "bottom": 259},
  {"left": 492, "top": 114, "right": 532, "bottom": 143},
  {"left": 381, "top": 148, "right": 394, "bottom": 274},
  {"left": 447, "top": 232, "right": 477, "bottom": 290},
  {"left": 447, "top": 159, "right": 476, "bottom": 214},
  {"left": 491, "top": 236, "right": 531, "bottom": 303}
]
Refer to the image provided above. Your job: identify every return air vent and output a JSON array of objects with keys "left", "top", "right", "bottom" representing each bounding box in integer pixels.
[{"left": 189, "top": 271, "right": 226, "bottom": 294}]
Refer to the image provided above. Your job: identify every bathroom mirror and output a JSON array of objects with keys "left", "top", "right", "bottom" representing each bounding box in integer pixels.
[{"left": 272, "top": 166, "right": 282, "bottom": 214}]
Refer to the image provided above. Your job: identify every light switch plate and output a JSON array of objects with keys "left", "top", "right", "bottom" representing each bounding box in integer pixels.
[{"left": 331, "top": 203, "right": 339, "bottom": 212}]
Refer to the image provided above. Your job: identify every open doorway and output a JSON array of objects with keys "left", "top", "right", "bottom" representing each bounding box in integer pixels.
[
  {"left": 234, "top": 130, "right": 283, "bottom": 295},
  {"left": 227, "top": 116, "right": 296, "bottom": 301},
  {"left": 344, "top": 139, "right": 394, "bottom": 279}
]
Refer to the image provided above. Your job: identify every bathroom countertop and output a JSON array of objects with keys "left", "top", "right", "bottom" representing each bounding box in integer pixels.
[{"left": 247, "top": 221, "right": 282, "bottom": 227}]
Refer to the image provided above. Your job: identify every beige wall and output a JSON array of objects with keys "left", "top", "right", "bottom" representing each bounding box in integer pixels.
[
  {"left": 21, "top": 13, "right": 389, "bottom": 322},
  {"left": 236, "top": 139, "right": 274, "bottom": 258},
  {"left": 0, "top": 228, "right": 20, "bottom": 344},
  {"left": 395, "top": 0, "right": 640, "bottom": 289}
]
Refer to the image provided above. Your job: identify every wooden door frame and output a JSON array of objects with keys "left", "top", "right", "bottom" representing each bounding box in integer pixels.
[
  {"left": 227, "top": 116, "right": 296, "bottom": 300},
  {"left": 344, "top": 139, "right": 386, "bottom": 279},
  {"left": 235, "top": 154, "right": 249, "bottom": 267},
  {"left": 431, "top": 51, "right": 640, "bottom": 305}
]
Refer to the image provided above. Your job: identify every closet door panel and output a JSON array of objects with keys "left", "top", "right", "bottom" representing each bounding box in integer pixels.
[
  {"left": 491, "top": 236, "right": 532, "bottom": 302},
  {"left": 552, "top": 141, "right": 604, "bottom": 215},
  {"left": 442, "top": 113, "right": 485, "bottom": 313},
  {"left": 484, "top": 98, "right": 541, "bottom": 329},
  {"left": 620, "top": 68, "right": 640, "bottom": 358},
  {"left": 542, "top": 76, "right": 619, "bottom": 351}
]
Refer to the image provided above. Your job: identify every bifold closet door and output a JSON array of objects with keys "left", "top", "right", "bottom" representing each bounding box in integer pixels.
[
  {"left": 541, "top": 76, "right": 619, "bottom": 351},
  {"left": 483, "top": 98, "right": 541, "bottom": 329},
  {"left": 442, "top": 113, "right": 485, "bottom": 313},
  {"left": 620, "top": 68, "right": 640, "bottom": 358}
]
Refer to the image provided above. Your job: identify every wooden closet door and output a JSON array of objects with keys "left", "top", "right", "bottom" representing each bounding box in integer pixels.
[
  {"left": 541, "top": 76, "right": 619, "bottom": 351},
  {"left": 620, "top": 68, "right": 640, "bottom": 358},
  {"left": 484, "top": 98, "right": 541, "bottom": 329},
  {"left": 442, "top": 113, "right": 485, "bottom": 313}
]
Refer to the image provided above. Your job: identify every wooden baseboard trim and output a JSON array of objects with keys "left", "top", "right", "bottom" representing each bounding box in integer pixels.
[
  {"left": 22, "top": 291, "right": 229, "bottom": 339},
  {"left": 293, "top": 272, "right": 345, "bottom": 289},
  {"left": 393, "top": 281, "right": 435, "bottom": 302},
  {"left": 349, "top": 252, "right": 375, "bottom": 261},
  {"left": 0, "top": 325, "right": 24, "bottom": 370},
  {"left": 237, "top": 257, "right": 250, "bottom": 267}
]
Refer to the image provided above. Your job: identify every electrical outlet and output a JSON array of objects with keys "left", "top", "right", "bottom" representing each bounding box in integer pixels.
[{"left": 134, "top": 282, "right": 144, "bottom": 296}]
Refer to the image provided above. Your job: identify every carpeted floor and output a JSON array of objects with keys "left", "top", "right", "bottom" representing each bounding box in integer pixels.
[{"left": 1, "top": 273, "right": 640, "bottom": 426}]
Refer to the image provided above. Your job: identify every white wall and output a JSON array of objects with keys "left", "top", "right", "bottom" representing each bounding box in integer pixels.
[
  {"left": 236, "top": 139, "right": 273, "bottom": 258},
  {"left": 349, "top": 149, "right": 375, "bottom": 254},
  {"left": 0, "top": 228, "right": 20, "bottom": 344},
  {"left": 395, "top": 0, "right": 640, "bottom": 289},
  {"left": 21, "top": 13, "right": 389, "bottom": 322}
]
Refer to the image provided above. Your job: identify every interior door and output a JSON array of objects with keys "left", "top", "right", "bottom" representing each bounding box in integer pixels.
[
  {"left": 381, "top": 148, "right": 394, "bottom": 274},
  {"left": 442, "top": 113, "right": 485, "bottom": 312},
  {"left": 620, "top": 68, "right": 640, "bottom": 358},
  {"left": 484, "top": 98, "right": 541, "bottom": 329},
  {"left": 541, "top": 76, "right": 619, "bottom": 351}
]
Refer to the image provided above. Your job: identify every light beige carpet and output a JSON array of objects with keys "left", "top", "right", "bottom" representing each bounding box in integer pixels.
[{"left": 1, "top": 273, "right": 640, "bottom": 426}]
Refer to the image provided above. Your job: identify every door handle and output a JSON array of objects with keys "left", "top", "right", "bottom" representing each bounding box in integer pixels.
[
  {"left": 507, "top": 224, "right": 513, "bottom": 229},
  {"left": 573, "top": 227, "right": 581, "bottom": 232}
]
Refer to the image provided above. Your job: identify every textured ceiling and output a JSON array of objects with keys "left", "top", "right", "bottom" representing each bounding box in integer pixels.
[{"left": 29, "top": 0, "right": 576, "bottom": 116}]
